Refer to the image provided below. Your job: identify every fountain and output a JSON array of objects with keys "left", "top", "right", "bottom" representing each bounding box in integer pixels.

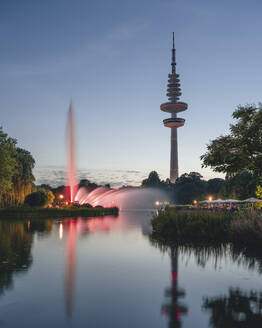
[
  {"left": 65, "top": 101, "right": 169, "bottom": 209},
  {"left": 75, "top": 186, "right": 169, "bottom": 210},
  {"left": 66, "top": 101, "right": 78, "bottom": 202}
]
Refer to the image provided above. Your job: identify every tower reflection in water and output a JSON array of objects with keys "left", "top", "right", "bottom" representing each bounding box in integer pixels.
[
  {"left": 59, "top": 216, "right": 118, "bottom": 317},
  {"left": 162, "top": 247, "right": 188, "bottom": 328}
]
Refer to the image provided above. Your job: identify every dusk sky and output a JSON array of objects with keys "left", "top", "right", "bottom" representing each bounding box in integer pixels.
[{"left": 1, "top": 0, "right": 262, "bottom": 182}]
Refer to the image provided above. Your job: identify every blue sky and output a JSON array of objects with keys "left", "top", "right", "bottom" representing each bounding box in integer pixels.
[{"left": 1, "top": 0, "right": 262, "bottom": 181}]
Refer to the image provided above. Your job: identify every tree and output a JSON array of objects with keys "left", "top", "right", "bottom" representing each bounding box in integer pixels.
[
  {"left": 37, "top": 187, "right": 55, "bottom": 205},
  {"left": 0, "top": 127, "right": 16, "bottom": 197},
  {"left": 207, "top": 178, "right": 224, "bottom": 195},
  {"left": 24, "top": 190, "right": 48, "bottom": 207},
  {"left": 142, "top": 171, "right": 162, "bottom": 187},
  {"left": 256, "top": 185, "right": 262, "bottom": 200},
  {"left": 220, "top": 170, "right": 257, "bottom": 200},
  {"left": 201, "top": 104, "right": 262, "bottom": 178},
  {"left": 0, "top": 127, "right": 35, "bottom": 207},
  {"left": 174, "top": 172, "right": 207, "bottom": 204}
]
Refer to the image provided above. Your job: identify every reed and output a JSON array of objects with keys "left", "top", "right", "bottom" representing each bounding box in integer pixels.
[{"left": 152, "top": 208, "right": 262, "bottom": 248}]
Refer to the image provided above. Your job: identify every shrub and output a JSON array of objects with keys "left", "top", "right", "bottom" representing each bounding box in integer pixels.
[{"left": 24, "top": 191, "right": 48, "bottom": 207}]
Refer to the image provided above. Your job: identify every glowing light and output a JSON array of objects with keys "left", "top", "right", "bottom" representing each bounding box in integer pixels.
[
  {"left": 59, "top": 194, "right": 64, "bottom": 200},
  {"left": 193, "top": 200, "right": 197, "bottom": 205},
  {"left": 208, "top": 196, "right": 213, "bottom": 201},
  {"left": 155, "top": 201, "right": 160, "bottom": 206},
  {"left": 59, "top": 223, "right": 63, "bottom": 240}
]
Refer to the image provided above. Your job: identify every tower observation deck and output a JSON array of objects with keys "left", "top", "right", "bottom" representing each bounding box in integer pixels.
[{"left": 160, "top": 33, "right": 188, "bottom": 183}]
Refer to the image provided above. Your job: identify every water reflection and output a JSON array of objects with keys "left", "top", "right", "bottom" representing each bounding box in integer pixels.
[
  {"left": 0, "top": 219, "right": 52, "bottom": 297},
  {"left": 149, "top": 236, "right": 262, "bottom": 276},
  {"left": 203, "top": 288, "right": 262, "bottom": 327},
  {"left": 60, "top": 216, "right": 118, "bottom": 317},
  {"left": 64, "top": 219, "right": 77, "bottom": 318},
  {"left": 162, "top": 247, "right": 188, "bottom": 328},
  {"left": 150, "top": 237, "right": 262, "bottom": 327},
  {"left": 1, "top": 212, "right": 262, "bottom": 327}
]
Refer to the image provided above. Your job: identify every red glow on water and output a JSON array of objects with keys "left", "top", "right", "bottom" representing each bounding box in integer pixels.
[
  {"left": 172, "top": 272, "right": 178, "bottom": 281},
  {"left": 65, "top": 219, "right": 76, "bottom": 317},
  {"left": 66, "top": 102, "right": 78, "bottom": 202},
  {"left": 86, "top": 217, "right": 117, "bottom": 232}
]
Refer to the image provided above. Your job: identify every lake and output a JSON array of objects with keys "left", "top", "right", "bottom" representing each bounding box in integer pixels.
[{"left": 0, "top": 211, "right": 261, "bottom": 327}]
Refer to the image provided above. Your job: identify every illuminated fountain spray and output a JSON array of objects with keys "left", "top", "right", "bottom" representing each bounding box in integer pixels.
[
  {"left": 65, "top": 101, "right": 168, "bottom": 208},
  {"left": 66, "top": 101, "right": 78, "bottom": 202}
]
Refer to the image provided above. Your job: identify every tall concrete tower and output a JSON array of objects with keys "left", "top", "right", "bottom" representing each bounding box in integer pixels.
[{"left": 160, "top": 33, "right": 188, "bottom": 183}]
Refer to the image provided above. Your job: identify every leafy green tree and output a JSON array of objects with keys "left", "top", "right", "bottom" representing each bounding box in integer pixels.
[
  {"left": 256, "top": 185, "right": 262, "bottom": 199},
  {"left": 37, "top": 187, "right": 55, "bottom": 205},
  {"left": 201, "top": 104, "right": 262, "bottom": 178},
  {"left": 24, "top": 190, "right": 48, "bottom": 207},
  {"left": 0, "top": 128, "right": 35, "bottom": 207},
  {"left": 0, "top": 127, "right": 16, "bottom": 198}
]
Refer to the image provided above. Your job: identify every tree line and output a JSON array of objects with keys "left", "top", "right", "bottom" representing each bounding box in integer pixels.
[
  {"left": 0, "top": 127, "right": 35, "bottom": 207},
  {"left": 142, "top": 104, "right": 262, "bottom": 204}
]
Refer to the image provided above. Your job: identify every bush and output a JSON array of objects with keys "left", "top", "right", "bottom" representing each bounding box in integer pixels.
[
  {"left": 37, "top": 188, "right": 55, "bottom": 205},
  {"left": 24, "top": 191, "right": 48, "bottom": 207}
]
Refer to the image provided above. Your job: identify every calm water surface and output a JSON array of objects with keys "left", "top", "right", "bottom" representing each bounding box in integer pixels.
[{"left": 0, "top": 211, "right": 261, "bottom": 327}]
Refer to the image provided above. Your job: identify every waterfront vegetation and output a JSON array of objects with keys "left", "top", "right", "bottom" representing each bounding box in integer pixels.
[
  {"left": 151, "top": 207, "right": 262, "bottom": 248},
  {"left": 0, "top": 206, "right": 119, "bottom": 219},
  {"left": 0, "top": 127, "right": 35, "bottom": 207}
]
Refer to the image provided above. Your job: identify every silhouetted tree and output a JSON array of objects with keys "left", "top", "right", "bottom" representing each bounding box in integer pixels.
[
  {"left": 207, "top": 178, "right": 224, "bottom": 195},
  {"left": 174, "top": 172, "right": 207, "bottom": 204},
  {"left": 142, "top": 171, "right": 162, "bottom": 187},
  {"left": 220, "top": 170, "right": 257, "bottom": 200}
]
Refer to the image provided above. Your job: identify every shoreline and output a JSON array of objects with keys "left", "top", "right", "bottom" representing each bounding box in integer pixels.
[
  {"left": 151, "top": 207, "right": 262, "bottom": 249},
  {"left": 0, "top": 207, "right": 119, "bottom": 219}
]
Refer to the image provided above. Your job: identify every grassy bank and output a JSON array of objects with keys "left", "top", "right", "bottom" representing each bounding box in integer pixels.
[
  {"left": 151, "top": 207, "right": 262, "bottom": 248},
  {"left": 0, "top": 206, "right": 119, "bottom": 219}
]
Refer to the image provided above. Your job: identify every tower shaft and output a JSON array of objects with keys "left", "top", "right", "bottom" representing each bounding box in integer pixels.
[
  {"left": 160, "top": 33, "right": 188, "bottom": 183},
  {"left": 170, "top": 124, "right": 178, "bottom": 182}
]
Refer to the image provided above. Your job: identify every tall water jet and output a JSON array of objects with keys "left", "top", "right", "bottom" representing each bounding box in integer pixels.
[{"left": 66, "top": 101, "right": 78, "bottom": 202}]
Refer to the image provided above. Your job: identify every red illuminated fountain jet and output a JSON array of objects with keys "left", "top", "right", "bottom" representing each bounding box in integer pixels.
[{"left": 66, "top": 101, "right": 78, "bottom": 202}]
